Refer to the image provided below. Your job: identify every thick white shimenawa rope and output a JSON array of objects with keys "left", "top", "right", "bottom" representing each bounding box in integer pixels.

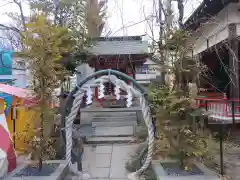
[{"left": 65, "top": 75, "right": 154, "bottom": 180}]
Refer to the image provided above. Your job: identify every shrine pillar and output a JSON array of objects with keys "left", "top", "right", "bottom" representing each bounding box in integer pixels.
[
  {"left": 228, "top": 23, "right": 240, "bottom": 99},
  {"left": 127, "top": 67, "right": 134, "bottom": 86}
]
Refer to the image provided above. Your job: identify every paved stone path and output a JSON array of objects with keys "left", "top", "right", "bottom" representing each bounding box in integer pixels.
[
  {"left": 65, "top": 144, "right": 139, "bottom": 180},
  {"left": 65, "top": 109, "right": 141, "bottom": 180},
  {"left": 212, "top": 147, "right": 240, "bottom": 180},
  {"left": 204, "top": 140, "right": 240, "bottom": 180}
]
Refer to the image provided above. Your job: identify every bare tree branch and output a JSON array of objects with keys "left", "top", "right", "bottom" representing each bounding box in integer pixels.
[
  {"left": 0, "top": 24, "right": 21, "bottom": 33},
  {"left": 13, "top": 0, "right": 27, "bottom": 31}
]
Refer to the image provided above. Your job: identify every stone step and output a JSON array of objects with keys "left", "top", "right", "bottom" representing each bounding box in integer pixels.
[
  {"left": 94, "top": 126, "right": 134, "bottom": 137},
  {"left": 73, "top": 124, "right": 94, "bottom": 138},
  {"left": 92, "top": 121, "right": 137, "bottom": 127},
  {"left": 80, "top": 107, "right": 141, "bottom": 112},
  {"left": 92, "top": 116, "right": 137, "bottom": 122},
  {"left": 85, "top": 136, "right": 135, "bottom": 144},
  {"left": 72, "top": 125, "right": 135, "bottom": 138},
  {"left": 93, "top": 112, "right": 137, "bottom": 118}
]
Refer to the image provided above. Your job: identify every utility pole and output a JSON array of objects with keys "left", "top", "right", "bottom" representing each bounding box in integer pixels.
[{"left": 158, "top": 0, "right": 165, "bottom": 85}]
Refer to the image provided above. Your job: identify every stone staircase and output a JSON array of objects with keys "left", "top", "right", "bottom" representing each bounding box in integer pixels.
[
  {"left": 77, "top": 109, "right": 140, "bottom": 144},
  {"left": 65, "top": 107, "right": 144, "bottom": 180},
  {"left": 92, "top": 112, "right": 137, "bottom": 127}
]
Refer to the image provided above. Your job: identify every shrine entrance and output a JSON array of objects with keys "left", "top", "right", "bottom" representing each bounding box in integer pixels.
[
  {"left": 103, "top": 67, "right": 127, "bottom": 96},
  {"left": 88, "top": 54, "right": 145, "bottom": 103},
  {"left": 200, "top": 45, "right": 230, "bottom": 98},
  {"left": 63, "top": 69, "right": 154, "bottom": 180}
]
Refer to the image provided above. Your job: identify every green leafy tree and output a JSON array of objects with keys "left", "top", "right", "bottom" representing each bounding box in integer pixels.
[
  {"left": 18, "top": 14, "right": 75, "bottom": 170},
  {"left": 149, "top": 30, "right": 211, "bottom": 169},
  {"left": 148, "top": 86, "right": 213, "bottom": 169},
  {"left": 29, "top": 0, "right": 89, "bottom": 71}
]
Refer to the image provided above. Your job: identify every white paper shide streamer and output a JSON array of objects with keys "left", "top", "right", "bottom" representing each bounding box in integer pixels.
[
  {"left": 98, "top": 80, "right": 105, "bottom": 99},
  {"left": 114, "top": 85, "right": 121, "bottom": 100},
  {"left": 86, "top": 85, "right": 92, "bottom": 105},
  {"left": 126, "top": 89, "right": 133, "bottom": 107}
]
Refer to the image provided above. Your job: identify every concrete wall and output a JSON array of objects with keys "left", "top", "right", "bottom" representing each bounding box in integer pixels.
[
  {"left": 12, "top": 57, "right": 28, "bottom": 88},
  {"left": 12, "top": 70, "right": 27, "bottom": 88},
  {"left": 187, "top": 2, "right": 240, "bottom": 56}
]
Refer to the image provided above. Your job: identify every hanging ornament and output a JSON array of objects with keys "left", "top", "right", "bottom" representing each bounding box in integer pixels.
[
  {"left": 126, "top": 89, "right": 133, "bottom": 107},
  {"left": 114, "top": 85, "right": 121, "bottom": 100},
  {"left": 86, "top": 85, "right": 93, "bottom": 105},
  {"left": 98, "top": 81, "right": 105, "bottom": 99}
]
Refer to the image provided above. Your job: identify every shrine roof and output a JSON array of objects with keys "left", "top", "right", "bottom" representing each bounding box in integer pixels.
[
  {"left": 184, "top": 0, "right": 237, "bottom": 31},
  {"left": 87, "top": 35, "right": 149, "bottom": 55}
]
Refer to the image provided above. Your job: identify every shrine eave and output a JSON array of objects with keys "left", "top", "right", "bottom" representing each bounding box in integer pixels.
[
  {"left": 87, "top": 53, "right": 150, "bottom": 67},
  {"left": 87, "top": 53, "right": 150, "bottom": 59},
  {"left": 184, "top": 0, "right": 238, "bottom": 31},
  {"left": 89, "top": 36, "right": 142, "bottom": 41},
  {"left": 87, "top": 35, "right": 149, "bottom": 55}
]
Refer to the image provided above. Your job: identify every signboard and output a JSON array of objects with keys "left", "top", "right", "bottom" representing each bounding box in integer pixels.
[{"left": 136, "top": 65, "right": 157, "bottom": 74}]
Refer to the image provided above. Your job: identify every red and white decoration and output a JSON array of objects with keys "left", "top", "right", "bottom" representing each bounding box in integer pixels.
[
  {"left": 195, "top": 95, "right": 240, "bottom": 124},
  {"left": 0, "top": 113, "right": 16, "bottom": 178},
  {"left": 207, "top": 101, "right": 240, "bottom": 123}
]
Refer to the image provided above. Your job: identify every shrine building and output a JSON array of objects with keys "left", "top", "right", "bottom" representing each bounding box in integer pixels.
[
  {"left": 185, "top": 0, "right": 240, "bottom": 100},
  {"left": 85, "top": 36, "right": 152, "bottom": 97}
]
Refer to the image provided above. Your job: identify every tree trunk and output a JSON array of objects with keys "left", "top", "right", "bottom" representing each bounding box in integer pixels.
[
  {"left": 38, "top": 108, "right": 44, "bottom": 171},
  {"left": 38, "top": 73, "right": 46, "bottom": 171}
]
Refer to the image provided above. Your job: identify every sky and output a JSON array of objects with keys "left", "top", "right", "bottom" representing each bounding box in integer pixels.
[
  {"left": 0, "top": 0, "right": 202, "bottom": 37},
  {"left": 105, "top": 0, "right": 202, "bottom": 37}
]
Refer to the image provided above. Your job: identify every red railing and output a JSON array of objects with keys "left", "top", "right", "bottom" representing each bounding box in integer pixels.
[{"left": 195, "top": 97, "right": 240, "bottom": 124}]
